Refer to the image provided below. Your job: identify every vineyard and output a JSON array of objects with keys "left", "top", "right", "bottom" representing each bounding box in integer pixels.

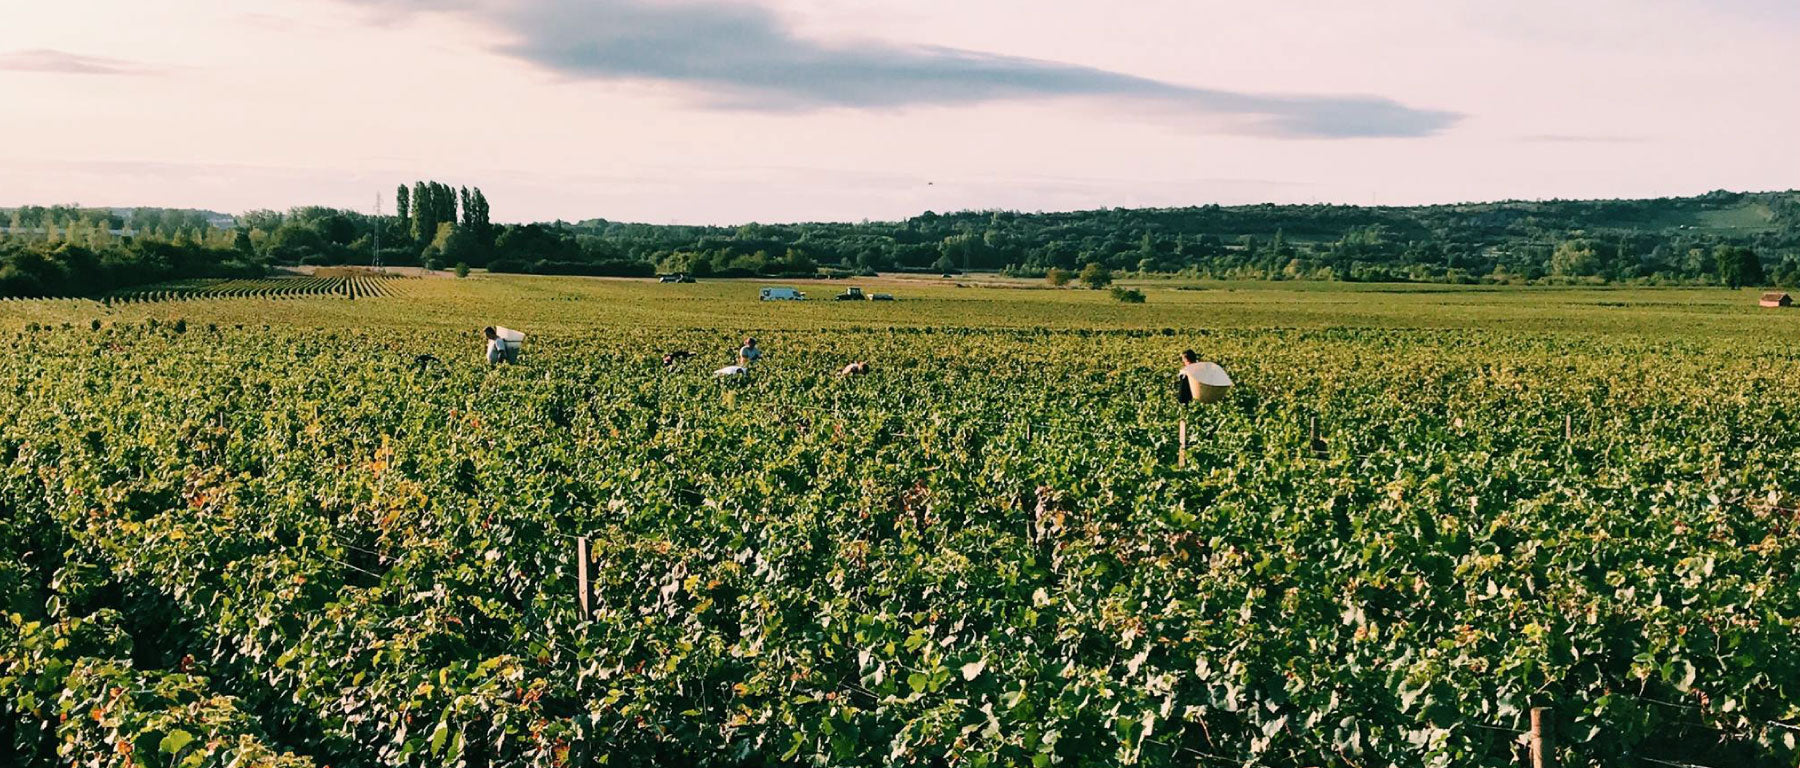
[
  {"left": 1, "top": 277, "right": 1798, "bottom": 768},
  {"left": 102, "top": 274, "right": 411, "bottom": 304}
]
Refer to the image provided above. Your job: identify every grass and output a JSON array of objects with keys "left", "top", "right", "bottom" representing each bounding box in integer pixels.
[{"left": 2, "top": 272, "right": 1797, "bottom": 342}]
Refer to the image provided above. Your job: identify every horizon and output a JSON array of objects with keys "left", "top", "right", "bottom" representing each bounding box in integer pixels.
[
  {"left": 7, "top": 187, "right": 1795, "bottom": 230},
  {"left": 4, "top": 1, "right": 1797, "bottom": 225}
]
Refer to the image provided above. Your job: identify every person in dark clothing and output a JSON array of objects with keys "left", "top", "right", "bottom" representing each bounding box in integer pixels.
[{"left": 1175, "top": 349, "right": 1233, "bottom": 404}]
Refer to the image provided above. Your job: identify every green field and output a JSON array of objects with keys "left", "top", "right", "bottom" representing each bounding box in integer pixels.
[
  {"left": 7, "top": 271, "right": 1800, "bottom": 336},
  {"left": 3, "top": 274, "right": 1798, "bottom": 768}
]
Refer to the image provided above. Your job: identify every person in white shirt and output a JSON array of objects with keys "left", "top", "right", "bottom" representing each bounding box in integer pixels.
[
  {"left": 483, "top": 327, "right": 506, "bottom": 365},
  {"left": 714, "top": 337, "right": 763, "bottom": 378}
]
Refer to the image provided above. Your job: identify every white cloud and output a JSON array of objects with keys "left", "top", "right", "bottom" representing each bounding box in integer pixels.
[{"left": 0, "top": 49, "right": 155, "bottom": 75}]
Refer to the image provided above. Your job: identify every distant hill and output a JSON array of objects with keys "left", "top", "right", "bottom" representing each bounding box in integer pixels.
[
  {"left": 576, "top": 189, "right": 1796, "bottom": 236},
  {"left": 566, "top": 189, "right": 1800, "bottom": 285}
]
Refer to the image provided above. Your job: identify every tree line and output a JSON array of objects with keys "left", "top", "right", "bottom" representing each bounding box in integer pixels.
[
  {"left": 490, "top": 189, "right": 1800, "bottom": 287},
  {"left": 0, "top": 206, "right": 256, "bottom": 297},
  {"left": 3, "top": 188, "right": 1799, "bottom": 297}
]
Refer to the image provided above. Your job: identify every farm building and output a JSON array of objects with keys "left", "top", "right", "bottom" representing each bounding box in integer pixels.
[{"left": 1758, "top": 292, "right": 1792, "bottom": 308}]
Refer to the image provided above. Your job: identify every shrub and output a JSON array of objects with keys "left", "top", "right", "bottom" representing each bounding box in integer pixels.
[
  {"left": 1110, "top": 286, "right": 1145, "bottom": 303},
  {"left": 1079, "top": 263, "right": 1114, "bottom": 290}
]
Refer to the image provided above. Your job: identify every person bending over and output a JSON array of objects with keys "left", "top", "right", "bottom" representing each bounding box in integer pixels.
[{"left": 483, "top": 327, "right": 505, "bottom": 365}]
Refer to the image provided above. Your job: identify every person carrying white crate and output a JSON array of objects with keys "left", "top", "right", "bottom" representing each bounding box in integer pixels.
[
  {"left": 482, "top": 326, "right": 524, "bottom": 365},
  {"left": 737, "top": 337, "right": 762, "bottom": 367},
  {"left": 1175, "top": 349, "right": 1232, "bottom": 404},
  {"left": 714, "top": 336, "right": 762, "bottom": 378}
]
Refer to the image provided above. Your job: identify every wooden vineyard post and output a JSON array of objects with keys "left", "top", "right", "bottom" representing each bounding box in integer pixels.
[
  {"left": 576, "top": 536, "right": 592, "bottom": 621},
  {"left": 1563, "top": 414, "right": 1575, "bottom": 465},
  {"left": 1178, "top": 418, "right": 1188, "bottom": 468},
  {"left": 1530, "top": 707, "right": 1555, "bottom": 768}
]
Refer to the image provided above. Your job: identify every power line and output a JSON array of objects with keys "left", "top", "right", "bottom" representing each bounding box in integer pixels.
[
  {"left": 1629, "top": 694, "right": 1800, "bottom": 737},
  {"left": 1468, "top": 721, "right": 1528, "bottom": 735},
  {"left": 325, "top": 532, "right": 390, "bottom": 563},
  {"left": 1140, "top": 736, "right": 1245, "bottom": 766},
  {"left": 622, "top": 397, "right": 1794, "bottom": 505},
  {"left": 1639, "top": 755, "right": 1722, "bottom": 768},
  {"left": 316, "top": 552, "right": 384, "bottom": 579}
]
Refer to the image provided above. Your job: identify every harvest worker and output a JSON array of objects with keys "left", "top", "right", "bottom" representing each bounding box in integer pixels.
[
  {"left": 483, "top": 327, "right": 505, "bottom": 365},
  {"left": 1175, "top": 350, "right": 1233, "bottom": 404},
  {"left": 738, "top": 337, "right": 763, "bottom": 367},
  {"left": 838, "top": 361, "right": 871, "bottom": 377}
]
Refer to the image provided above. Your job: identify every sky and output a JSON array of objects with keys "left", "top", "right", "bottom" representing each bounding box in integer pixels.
[{"left": 1, "top": 0, "right": 1796, "bottom": 224}]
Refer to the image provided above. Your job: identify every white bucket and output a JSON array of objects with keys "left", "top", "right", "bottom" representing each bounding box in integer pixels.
[{"left": 1185, "top": 362, "right": 1233, "bottom": 404}]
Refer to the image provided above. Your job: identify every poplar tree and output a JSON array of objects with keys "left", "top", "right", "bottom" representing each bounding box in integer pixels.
[
  {"left": 429, "top": 182, "right": 456, "bottom": 232},
  {"left": 469, "top": 188, "right": 493, "bottom": 247},
  {"left": 410, "top": 181, "right": 429, "bottom": 242}
]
